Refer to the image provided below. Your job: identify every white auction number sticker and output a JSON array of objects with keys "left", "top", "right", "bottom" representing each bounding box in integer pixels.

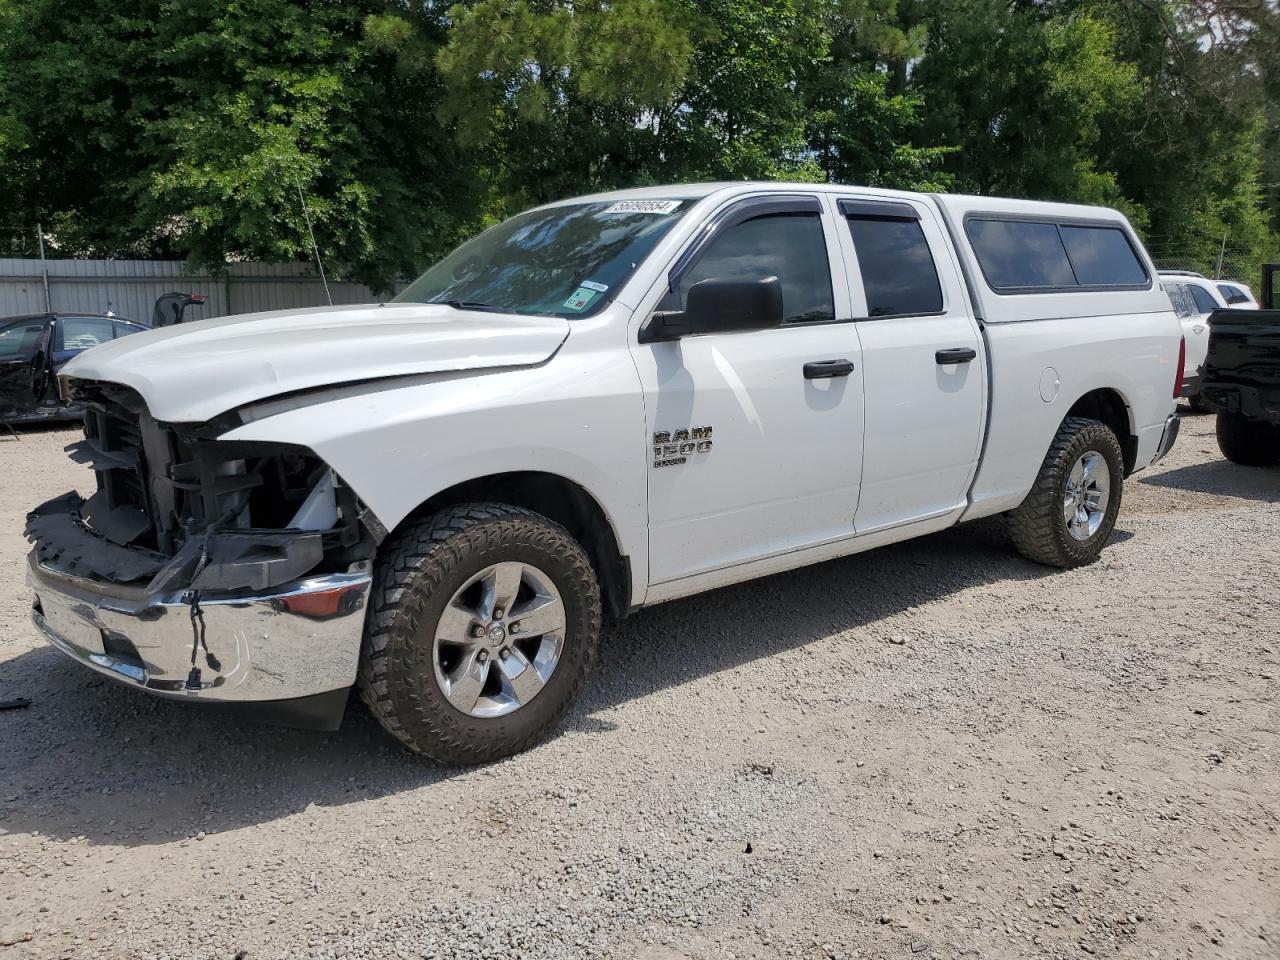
[{"left": 602, "top": 199, "right": 682, "bottom": 215}]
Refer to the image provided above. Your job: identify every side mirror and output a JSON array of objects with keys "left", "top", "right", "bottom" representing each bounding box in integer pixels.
[{"left": 640, "top": 276, "right": 784, "bottom": 343}]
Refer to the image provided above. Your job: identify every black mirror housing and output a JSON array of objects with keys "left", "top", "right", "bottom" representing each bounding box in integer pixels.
[{"left": 640, "top": 276, "right": 783, "bottom": 343}]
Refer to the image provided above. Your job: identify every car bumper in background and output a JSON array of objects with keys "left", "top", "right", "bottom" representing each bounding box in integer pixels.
[
  {"left": 27, "top": 552, "right": 371, "bottom": 728},
  {"left": 1199, "top": 382, "right": 1280, "bottom": 421}
]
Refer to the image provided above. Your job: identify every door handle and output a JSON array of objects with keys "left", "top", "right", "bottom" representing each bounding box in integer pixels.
[
  {"left": 935, "top": 347, "right": 977, "bottom": 365},
  {"left": 803, "top": 359, "right": 855, "bottom": 379}
]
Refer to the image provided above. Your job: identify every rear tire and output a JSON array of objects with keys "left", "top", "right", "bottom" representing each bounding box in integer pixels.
[
  {"left": 1008, "top": 417, "right": 1124, "bottom": 569},
  {"left": 1216, "top": 412, "right": 1280, "bottom": 466},
  {"left": 358, "top": 503, "right": 601, "bottom": 764}
]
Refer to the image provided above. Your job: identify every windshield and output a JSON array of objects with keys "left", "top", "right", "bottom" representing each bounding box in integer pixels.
[{"left": 394, "top": 199, "right": 693, "bottom": 318}]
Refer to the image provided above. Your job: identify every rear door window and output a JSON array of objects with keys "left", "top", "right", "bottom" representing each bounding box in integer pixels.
[
  {"left": 1188, "top": 284, "right": 1219, "bottom": 314},
  {"left": 114, "top": 320, "right": 147, "bottom": 339},
  {"left": 844, "top": 215, "right": 943, "bottom": 317},
  {"left": 57, "top": 317, "right": 115, "bottom": 351},
  {"left": 1164, "top": 283, "right": 1196, "bottom": 319},
  {"left": 678, "top": 212, "right": 835, "bottom": 324}
]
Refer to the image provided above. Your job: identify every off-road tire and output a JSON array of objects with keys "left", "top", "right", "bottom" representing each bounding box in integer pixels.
[
  {"left": 358, "top": 503, "right": 601, "bottom": 764},
  {"left": 1008, "top": 417, "right": 1124, "bottom": 569},
  {"left": 1216, "top": 412, "right": 1280, "bottom": 467}
]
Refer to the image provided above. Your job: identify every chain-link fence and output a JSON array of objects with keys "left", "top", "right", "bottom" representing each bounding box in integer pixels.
[{"left": 1144, "top": 235, "right": 1263, "bottom": 291}]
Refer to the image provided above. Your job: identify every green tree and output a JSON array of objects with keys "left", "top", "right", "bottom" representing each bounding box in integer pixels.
[
  {"left": 428, "top": 0, "right": 951, "bottom": 197},
  {"left": 801, "top": 0, "right": 954, "bottom": 190},
  {"left": 911, "top": 1, "right": 1142, "bottom": 213},
  {"left": 1085, "top": 0, "right": 1278, "bottom": 276},
  {"left": 0, "top": 0, "right": 1273, "bottom": 287},
  {"left": 0, "top": 0, "right": 480, "bottom": 289}
]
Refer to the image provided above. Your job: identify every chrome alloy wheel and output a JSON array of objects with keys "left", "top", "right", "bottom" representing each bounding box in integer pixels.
[
  {"left": 1063, "top": 451, "right": 1110, "bottom": 542},
  {"left": 432, "top": 562, "right": 566, "bottom": 718}
]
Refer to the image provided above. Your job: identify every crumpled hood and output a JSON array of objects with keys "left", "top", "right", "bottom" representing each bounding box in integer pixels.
[{"left": 62, "top": 303, "right": 571, "bottom": 422}]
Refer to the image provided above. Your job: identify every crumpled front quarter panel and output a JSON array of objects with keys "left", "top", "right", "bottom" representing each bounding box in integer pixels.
[{"left": 221, "top": 341, "right": 649, "bottom": 600}]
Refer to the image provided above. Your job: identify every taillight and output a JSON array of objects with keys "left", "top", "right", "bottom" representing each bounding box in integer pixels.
[{"left": 1174, "top": 336, "right": 1186, "bottom": 399}]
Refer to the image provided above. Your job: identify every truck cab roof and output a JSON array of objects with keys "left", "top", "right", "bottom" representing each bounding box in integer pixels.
[{"left": 541, "top": 181, "right": 1135, "bottom": 226}]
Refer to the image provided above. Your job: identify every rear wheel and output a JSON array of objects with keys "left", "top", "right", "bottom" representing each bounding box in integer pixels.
[
  {"left": 1216, "top": 412, "right": 1280, "bottom": 466},
  {"left": 358, "top": 503, "right": 601, "bottom": 764},
  {"left": 1009, "top": 417, "right": 1124, "bottom": 568}
]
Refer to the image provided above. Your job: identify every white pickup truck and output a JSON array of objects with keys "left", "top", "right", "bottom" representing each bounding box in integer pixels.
[{"left": 25, "top": 183, "right": 1183, "bottom": 763}]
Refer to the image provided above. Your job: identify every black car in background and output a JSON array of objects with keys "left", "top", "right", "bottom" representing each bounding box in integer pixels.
[{"left": 0, "top": 313, "right": 149, "bottom": 424}]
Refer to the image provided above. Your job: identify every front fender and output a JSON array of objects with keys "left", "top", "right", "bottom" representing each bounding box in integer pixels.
[{"left": 221, "top": 353, "right": 649, "bottom": 602}]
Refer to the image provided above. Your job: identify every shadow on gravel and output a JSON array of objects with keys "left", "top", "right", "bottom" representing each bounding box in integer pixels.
[
  {"left": 1140, "top": 459, "right": 1280, "bottom": 503},
  {"left": 0, "top": 515, "right": 1061, "bottom": 847}
]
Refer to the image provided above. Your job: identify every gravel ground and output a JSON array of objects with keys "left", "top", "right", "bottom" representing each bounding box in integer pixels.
[{"left": 0, "top": 412, "right": 1277, "bottom": 960}]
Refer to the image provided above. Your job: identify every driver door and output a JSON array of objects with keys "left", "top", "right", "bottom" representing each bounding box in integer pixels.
[
  {"left": 0, "top": 317, "right": 53, "bottom": 414},
  {"left": 630, "top": 194, "right": 865, "bottom": 585}
]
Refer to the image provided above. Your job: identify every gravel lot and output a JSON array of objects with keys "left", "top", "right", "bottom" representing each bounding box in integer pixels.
[{"left": 0, "top": 413, "right": 1277, "bottom": 960}]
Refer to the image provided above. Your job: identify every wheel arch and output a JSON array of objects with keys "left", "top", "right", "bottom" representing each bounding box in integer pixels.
[
  {"left": 1064, "top": 387, "right": 1138, "bottom": 475},
  {"left": 392, "top": 471, "right": 632, "bottom": 620}
]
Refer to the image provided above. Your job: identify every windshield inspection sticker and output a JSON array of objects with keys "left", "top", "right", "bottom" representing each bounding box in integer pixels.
[
  {"left": 603, "top": 199, "right": 682, "bottom": 215},
  {"left": 563, "top": 286, "right": 601, "bottom": 311}
]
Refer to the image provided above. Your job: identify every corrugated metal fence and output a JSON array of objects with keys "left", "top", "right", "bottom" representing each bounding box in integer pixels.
[{"left": 0, "top": 258, "right": 389, "bottom": 324}]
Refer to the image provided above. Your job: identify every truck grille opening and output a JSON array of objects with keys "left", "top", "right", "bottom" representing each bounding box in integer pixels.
[
  {"left": 37, "top": 379, "right": 374, "bottom": 588},
  {"left": 71, "top": 382, "right": 158, "bottom": 549}
]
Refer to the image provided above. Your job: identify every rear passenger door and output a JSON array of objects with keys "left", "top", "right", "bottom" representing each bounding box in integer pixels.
[
  {"left": 831, "top": 196, "right": 986, "bottom": 534},
  {"left": 1163, "top": 282, "right": 1207, "bottom": 384}
]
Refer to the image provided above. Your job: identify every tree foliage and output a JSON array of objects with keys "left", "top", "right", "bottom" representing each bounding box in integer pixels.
[{"left": 0, "top": 0, "right": 1274, "bottom": 288}]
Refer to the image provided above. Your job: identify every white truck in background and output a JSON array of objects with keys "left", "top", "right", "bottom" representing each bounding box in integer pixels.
[
  {"left": 1159, "top": 270, "right": 1229, "bottom": 411},
  {"left": 26, "top": 182, "right": 1183, "bottom": 763}
]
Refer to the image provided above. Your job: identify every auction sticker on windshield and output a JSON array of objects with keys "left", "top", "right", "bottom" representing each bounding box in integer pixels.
[
  {"left": 563, "top": 286, "right": 601, "bottom": 311},
  {"left": 603, "top": 200, "right": 682, "bottom": 215}
]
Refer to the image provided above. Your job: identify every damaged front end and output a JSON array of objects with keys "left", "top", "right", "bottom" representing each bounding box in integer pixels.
[{"left": 24, "top": 380, "right": 382, "bottom": 727}]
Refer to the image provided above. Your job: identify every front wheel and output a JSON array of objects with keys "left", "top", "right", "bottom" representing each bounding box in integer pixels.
[
  {"left": 358, "top": 503, "right": 601, "bottom": 764},
  {"left": 1216, "top": 412, "right": 1280, "bottom": 466},
  {"left": 1008, "top": 417, "right": 1124, "bottom": 569}
]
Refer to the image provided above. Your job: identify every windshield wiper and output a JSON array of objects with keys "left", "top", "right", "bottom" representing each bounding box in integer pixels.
[{"left": 431, "top": 299, "right": 518, "bottom": 314}]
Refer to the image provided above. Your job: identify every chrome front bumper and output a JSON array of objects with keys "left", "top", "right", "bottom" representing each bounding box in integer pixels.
[{"left": 27, "top": 552, "right": 371, "bottom": 704}]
